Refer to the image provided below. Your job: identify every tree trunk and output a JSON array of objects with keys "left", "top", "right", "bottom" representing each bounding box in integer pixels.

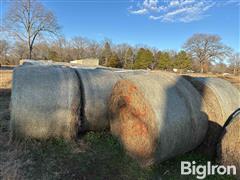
[
  {"left": 28, "top": 36, "right": 31, "bottom": 59},
  {"left": 233, "top": 68, "right": 236, "bottom": 75},
  {"left": 200, "top": 63, "right": 204, "bottom": 73},
  {"left": 29, "top": 46, "right": 32, "bottom": 59}
]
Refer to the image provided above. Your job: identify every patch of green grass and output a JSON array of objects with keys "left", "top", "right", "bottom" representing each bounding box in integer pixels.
[
  {"left": 19, "top": 132, "right": 236, "bottom": 180},
  {"left": 22, "top": 132, "right": 154, "bottom": 179}
]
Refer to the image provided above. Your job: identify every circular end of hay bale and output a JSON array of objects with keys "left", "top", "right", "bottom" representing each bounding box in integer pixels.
[
  {"left": 182, "top": 76, "right": 223, "bottom": 123},
  {"left": 184, "top": 77, "right": 240, "bottom": 125},
  {"left": 217, "top": 114, "right": 240, "bottom": 177},
  {"left": 10, "top": 65, "right": 81, "bottom": 140},
  {"left": 109, "top": 79, "right": 158, "bottom": 164},
  {"left": 183, "top": 76, "right": 240, "bottom": 158},
  {"left": 109, "top": 73, "right": 208, "bottom": 165}
]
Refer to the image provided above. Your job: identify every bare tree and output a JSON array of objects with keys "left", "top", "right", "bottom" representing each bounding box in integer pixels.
[
  {"left": 228, "top": 52, "right": 240, "bottom": 75},
  {"left": 71, "top": 36, "right": 89, "bottom": 59},
  {"left": 211, "top": 63, "right": 228, "bottom": 74},
  {"left": 4, "top": 0, "right": 60, "bottom": 59},
  {"left": 33, "top": 42, "right": 50, "bottom": 60},
  {"left": 114, "top": 43, "right": 131, "bottom": 67},
  {"left": 86, "top": 40, "right": 100, "bottom": 58},
  {"left": 0, "top": 40, "right": 10, "bottom": 65},
  {"left": 13, "top": 41, "right": 28, "bottom": 60},
  {"left": 183, "top": 34, "right": 231, "bottom": 73},
  {"left": 51, "top": 36, "right": 72, "bottom": 62}
]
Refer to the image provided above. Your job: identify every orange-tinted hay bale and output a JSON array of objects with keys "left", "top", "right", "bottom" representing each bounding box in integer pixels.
[
  {"left": 109, "top": 72, "right": 208, "bottom": 166},
  {"left": 217, "top": 115, "right": 240, "bottom": 178},
  {"left": 109, "top": 80, "right": 158, "bottom": 164}
]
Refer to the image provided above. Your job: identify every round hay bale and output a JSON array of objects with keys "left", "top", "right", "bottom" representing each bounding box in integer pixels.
[
  {"left": 183, "top": 76, "right": 240, "bottom": 158},
  {"left": 10, "top": 65, "right": 81, "bottom": 140},
  {"left": 217, "top": 112, "right": 240, "bottom": 178},
  {"left": 75, "top": 68, "right": 146, "bottom": 131},
  {"left": 109, "top": 72, "right": 208, "bottom": 165}
]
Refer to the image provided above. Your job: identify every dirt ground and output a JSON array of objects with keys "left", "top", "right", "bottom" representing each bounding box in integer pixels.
[{"left": 0, "top": 68, "right": 238, "bottom": 179}]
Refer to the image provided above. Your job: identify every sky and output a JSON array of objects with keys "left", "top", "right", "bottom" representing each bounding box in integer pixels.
[{"left": 1, "top": 0, "right": 240, "bottom": 52}]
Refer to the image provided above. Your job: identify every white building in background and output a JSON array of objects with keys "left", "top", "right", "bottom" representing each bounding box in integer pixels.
[
  {"left": 19, "top": 59, "right": 53, "bottom": 65},
  {"left": 70, "top": 58, "right": 99, "bottom": 66},
  {"left": 173, "top": 68, "right": 178, "bottom": 72}
]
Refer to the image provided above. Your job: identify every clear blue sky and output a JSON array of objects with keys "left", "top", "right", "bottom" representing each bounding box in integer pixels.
[{"left": 1, "top": 0, "right": 240, "bottom": 52}]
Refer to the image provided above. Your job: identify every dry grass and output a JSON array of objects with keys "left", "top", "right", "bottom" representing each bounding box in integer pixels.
[
  {"left": 183, "top": 73, "right": 240, "bottom": 90},
  {"left": 109, "top": 79, "right": 158, "bottom": 165},
  {"left": 0, "top": 142, "right": 30, "bottom": 180},
  {"left": 219, "top": 76, "right": 240, "bottom": 90},
  {"left": 0, "top": 89, "right": 28, "bottom": 180},
  {"left": 0, "top": 70, "right": 13, "bottom": 89}
]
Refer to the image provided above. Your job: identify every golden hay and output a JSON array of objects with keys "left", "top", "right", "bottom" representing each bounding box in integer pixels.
[
  {"left": 109, "top": 73, "right": 208, "bottom": 166},
  {"left": 109, "top": 79, "right": 158, "bottom": 164},
  {"left": 217, "top": 115, "right": 240, "bottom": 178}
]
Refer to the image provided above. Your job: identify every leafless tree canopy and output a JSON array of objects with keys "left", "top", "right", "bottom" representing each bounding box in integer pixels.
[
  {"left": 0, "top": 40, "right": 10, "bottom": 64},
  {"left": 228, "top": 52, "right": 240, "bottom": 75},
  {"left": 4, "top": 0, "right": 60, "bottom": 59},
  {"left": 183, "top": 33, "right": 232, "bottom": 72}
]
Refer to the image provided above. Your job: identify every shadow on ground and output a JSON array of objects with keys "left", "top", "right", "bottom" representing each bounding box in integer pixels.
[{"left": 0, "top": 88, "right": 236, "bottom": 179}]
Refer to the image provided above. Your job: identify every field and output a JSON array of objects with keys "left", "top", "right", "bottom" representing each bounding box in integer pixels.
[
  {"left": 183, "top": 72, "right": 240, "bottom": 90},
  {"left": 0, "top": 68, "right": 238, "bottom": 179}
]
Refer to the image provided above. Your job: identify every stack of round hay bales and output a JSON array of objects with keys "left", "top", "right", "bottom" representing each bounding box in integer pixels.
[
  {"left": 183, "top": 76, "right": 240, "bottom": 158},
  {"left": 109, "top": 72, "right": 208, "bottom": 166},
  {"left": 10, "top": 65, "right": 145, "bottom": 140},
  {"left": 75, "top": 68, "right": 146, "bottom": 131},
  {"left": 217, "top": 111, "right": 240, "bottom": 178},
  {"left": 10, "top": 65, "right": 81, "bottom": 140}
]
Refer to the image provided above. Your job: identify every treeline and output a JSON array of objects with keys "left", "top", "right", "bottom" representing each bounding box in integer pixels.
[
  {"left": 0, "top": 36, "right": 239, "bottom": 74},
  {"left": 0, "top": 37, "right": 192, "bottom": 71}
]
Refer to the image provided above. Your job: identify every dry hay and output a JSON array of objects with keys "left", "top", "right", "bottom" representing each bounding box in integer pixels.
[
  {"left": 109, "top": 72, "right": 208, "bottom": 166},
  {"left": 109, "top": 79, "right": 158, "bottom": 165},
  {"left": 75, "top": 68, "right": 146, "bottom": 131},
  {"left": 10, "top": 64, "right": 145, "bottom": 139},
  {"left": 10, "top": 65, "right": 81, "bottom": 140},
  {"left": 217, "top": 112, "right": 240, "bottom": 178},
  {"left": 183, "top": 76, "right": 240, "bottom": 158}
]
